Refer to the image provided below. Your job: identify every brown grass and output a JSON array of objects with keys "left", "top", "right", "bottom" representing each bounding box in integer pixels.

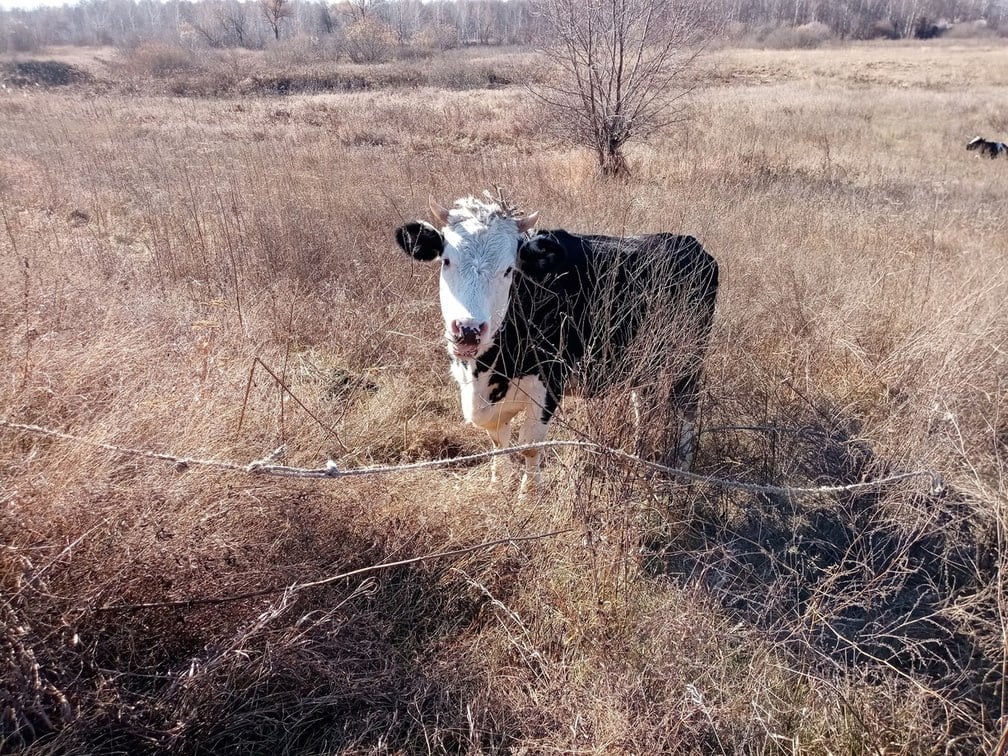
[{"left": 1, "top": 39, "right": 1007, "bottom": 753}]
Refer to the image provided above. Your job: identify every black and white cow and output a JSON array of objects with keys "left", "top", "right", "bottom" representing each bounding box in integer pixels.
[
  {"left": 395, "top": 196, "right": 719, "bottom": 490},
  {"left": 966, "top": 136, "right": 1007, "bottom": 159}
]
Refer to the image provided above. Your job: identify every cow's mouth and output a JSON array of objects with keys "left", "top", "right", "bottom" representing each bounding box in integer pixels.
[
  {"left": 448, "top": 339, "right": 481, "bottom": 359},
  {"left": 446, "top": 320, "right": 492, "bottom": 360},
  {"left": 447, "top": 329, "right": 490, "bottom": 359}
]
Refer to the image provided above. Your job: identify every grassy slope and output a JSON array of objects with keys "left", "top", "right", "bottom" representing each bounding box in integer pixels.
[{"left": 1, "top": 40, "right": 1007, "bottom": 753}]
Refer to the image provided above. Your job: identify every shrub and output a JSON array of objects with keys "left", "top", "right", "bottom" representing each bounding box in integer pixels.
[
  {"left": 912, "top": 16, "right": 947, "bottom": 39},
  {"left": 412, "top": 23, "right": 458, "bottom": 53},
  {"left": 857, "top": 18, "right": 899, "bottom": 40},
  {"left": 723, "top": 21, "right": 750, "bottom": 42},
  {"left": 266, "top": 35, "right": 341, "bottom": 65},
  {"left": 763, "top": 21, "right": 833, "bottom": 49},
  {"left": 123, "top": 41, "right": 202, "bottom": 78},
  {"left": 343, "top": 18, "right": 396, "bottom": 64},
  {"left": 3, "top": 21, "right": 40, "bottom": 53},
  {"left": 426, "top": 60, "right": 503, "bottom": 90},
  {"left": 942, "top": 20, "right": 995, "bottom": 39}
]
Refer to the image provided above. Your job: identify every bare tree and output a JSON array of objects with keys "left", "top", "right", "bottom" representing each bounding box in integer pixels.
[
  {"left": 533, "top": 0, "right": 712, "bottom": 176},
  {"left": 316, "top": 2, "right": 338, "bottom": 34},
  {"left": 260, "top": 0, "right": 292, "bottom": 40},
  {"left": 218, "top": 0, "right": 251, "bottom": 47},
  {"left": 345, "top": 0, "right": 383, "bottom": 22}
]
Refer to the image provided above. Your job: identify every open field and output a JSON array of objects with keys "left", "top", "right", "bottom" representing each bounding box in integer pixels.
[{"left": 2, "top": 40, "right": 1007, "bottom": 753}]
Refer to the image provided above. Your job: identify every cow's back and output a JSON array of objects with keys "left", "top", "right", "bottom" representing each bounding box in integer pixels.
[{"left": 511, "top": 230, "right": 718, "bottom": 397}]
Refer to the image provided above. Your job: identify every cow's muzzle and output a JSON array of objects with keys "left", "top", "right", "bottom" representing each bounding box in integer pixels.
[{"left": 448, "top": 319, "right": 488, "bottom": 358}]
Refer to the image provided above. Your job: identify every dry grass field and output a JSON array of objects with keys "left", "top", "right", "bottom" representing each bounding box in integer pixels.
[{"left": 2, "top": 39, "right": 1007, "bottom": 754}]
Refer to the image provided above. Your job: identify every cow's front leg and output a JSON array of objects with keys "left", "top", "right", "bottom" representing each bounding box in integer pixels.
[
  {"left": 516, "top": 377, "right": 554, "bottom": 494},
  {"left": 484, "top": 421, "right": 512, "bottom": 485},
  {"left": 516, "top": 415, "right": 547, "bottom": 494}
]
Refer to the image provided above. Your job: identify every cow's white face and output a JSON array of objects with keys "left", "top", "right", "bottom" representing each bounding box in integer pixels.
[
  {"left": 395, "top": 197, "right": 537, "bottom": 360},
  {"left": 438, "top": 214, "right": 522, "bottom": 358}
]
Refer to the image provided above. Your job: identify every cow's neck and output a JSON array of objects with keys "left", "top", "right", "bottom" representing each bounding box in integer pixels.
[{"left": 446, "top": 284, "right": 559, "bottom": 413}]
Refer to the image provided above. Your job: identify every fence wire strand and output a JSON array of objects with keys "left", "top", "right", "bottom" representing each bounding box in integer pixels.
[{"left": 0, "top": 417, "right": 944, "bottom": 499}]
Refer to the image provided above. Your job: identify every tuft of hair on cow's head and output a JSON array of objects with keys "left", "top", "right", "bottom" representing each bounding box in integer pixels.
[{"left": 395, "top": 194, "right": 538, "bottom": 360}]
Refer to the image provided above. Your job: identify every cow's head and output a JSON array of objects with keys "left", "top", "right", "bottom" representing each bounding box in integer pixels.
[{"left": 395, "top": 196, "right": 538, "bottom": 359}]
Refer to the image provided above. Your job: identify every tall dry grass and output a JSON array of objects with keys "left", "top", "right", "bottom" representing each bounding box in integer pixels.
[{"left": 1, "top": 40, "right": 1007, "bottom": 753}]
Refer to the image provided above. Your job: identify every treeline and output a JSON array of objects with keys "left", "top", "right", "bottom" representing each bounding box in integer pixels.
[
  {"left": 726, "top": 0, "right": 1006, "bottom": 38},
  {"left": 0, "top": 1, "right": 535, "bottom": 55},
  {"left": 1, "top": 0, "right": 1006, "bottom": 55}
]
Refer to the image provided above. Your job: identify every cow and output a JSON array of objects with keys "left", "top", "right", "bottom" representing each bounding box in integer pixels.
[
  {"left": 394, "top": 195, "right": 719, "bottom": 491},
  {"left": 966, "top": 136, "right": 1007, "bottom": 159}
]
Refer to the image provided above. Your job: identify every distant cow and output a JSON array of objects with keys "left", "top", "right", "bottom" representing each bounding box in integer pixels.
[
  {"left": 395, "top": 196, "right": 719, "bottom": 490},
  {"left": 966, "top": 136, "right": 1007, "bottom": 159}
]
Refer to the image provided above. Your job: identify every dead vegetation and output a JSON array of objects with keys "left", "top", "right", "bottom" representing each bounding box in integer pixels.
[
  {"left": 0, "top": 60, "right": 91, "bottom": 88},
  {"left": 1, "top": 39, "right": 1007, "bottom": 754},
  {"left": 0, "top": 45, "right": 544, "bottom": 97}
]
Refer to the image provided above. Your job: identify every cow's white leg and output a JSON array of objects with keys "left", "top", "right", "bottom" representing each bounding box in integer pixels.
[
  {"left": 517, "top": 414, "right": 548, "bottom": 494},
  {"left": 515, "top": 376, "right": 550, "bottom": 494},
  {"left": 484, "top": 421, "right": 512, "bottom": 485},
  {"left": 456, "top": 359, "right": 525, "bottom": 485}
]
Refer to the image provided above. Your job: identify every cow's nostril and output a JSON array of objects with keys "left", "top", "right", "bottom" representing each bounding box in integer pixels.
[
  {"left": 478, "top": 322, "right": 489, "bottom": 335},
  {"left": 457, "top": 326, "right": 481, "bottom": 346}
]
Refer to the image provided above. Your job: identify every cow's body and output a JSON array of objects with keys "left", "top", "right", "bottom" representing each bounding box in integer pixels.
[
  {"left": 395, "top": 197, "right": 718, "bottom": 489},
  {"left": 966, "top": 136, "right": 1007, "bottom": 158}
]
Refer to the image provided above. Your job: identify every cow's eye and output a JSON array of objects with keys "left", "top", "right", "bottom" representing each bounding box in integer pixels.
[
  {"left": 504, "top": 267, "right": 512, "bottom": 276},
  {"left": 442, "top": 258, "right": 451, "bottom": 268}
]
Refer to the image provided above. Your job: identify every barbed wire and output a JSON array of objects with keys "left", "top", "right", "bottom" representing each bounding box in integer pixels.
[{"left": 0, "top": 417, "right": 944, "bottom": 498}]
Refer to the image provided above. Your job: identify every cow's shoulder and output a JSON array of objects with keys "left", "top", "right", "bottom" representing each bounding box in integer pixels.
[
  {"left": 519, "top": 229, "right": 716, "bottom": 287},
  {"left": 518, "top": 229, "right": 586, "bottom": 278}
]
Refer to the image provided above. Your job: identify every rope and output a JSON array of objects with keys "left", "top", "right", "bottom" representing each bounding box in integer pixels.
[{"left": 0, "top": 418, "right": 944, "bottom": 498}]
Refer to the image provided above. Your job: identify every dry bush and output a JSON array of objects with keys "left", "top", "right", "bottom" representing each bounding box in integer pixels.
[
  {"left": 264, "top": 34, "right": 342, "bottom": 65},
  {"left": 116, "top": 52, "right": 541, "bottom": 97},
  {"left": 534, "top": 0, "right": 711, "bottom": 176},
  {"left": 859, "top": 18, "right": 900, "bottom": 39},
  {"left": 762, "top": 21, "right": 834, "bottom": 49},
  {"left": 421, "top": 58, "right": 509, "bottom": 89},
  {"left": 342, "top": 18, "right": 396, "bottom": 64},
  {"left": 412, "top": 22, "right": 459, "bottom": 53},
  {"left": 1, "top": 39, "right": 1007, "bottom": 754},
  {"left": 942, "top": 20, "right": 998, "bottom": 39},
  {"left": 0, "top": 22, "right": 41, "bottom": 54},
  {"left": 121, "top": 40, "right": 203, "bottom": 78}
]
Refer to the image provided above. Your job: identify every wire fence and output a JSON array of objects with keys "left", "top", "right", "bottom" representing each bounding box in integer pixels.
[{"left": 0, "top": 417, "right": 944, "bottom": 499}]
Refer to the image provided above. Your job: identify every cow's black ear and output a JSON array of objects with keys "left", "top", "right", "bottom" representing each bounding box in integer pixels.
[
  {"left": 518, "top": 234, "right": 564, "bottom": 278},
  {"left": 395, "top": 221, "right": 443, "bottom": 261}
]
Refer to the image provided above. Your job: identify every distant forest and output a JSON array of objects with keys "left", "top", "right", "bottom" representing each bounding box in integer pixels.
[{"left": 2, "top": 0, "right": 1006, "bottom": 54}]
